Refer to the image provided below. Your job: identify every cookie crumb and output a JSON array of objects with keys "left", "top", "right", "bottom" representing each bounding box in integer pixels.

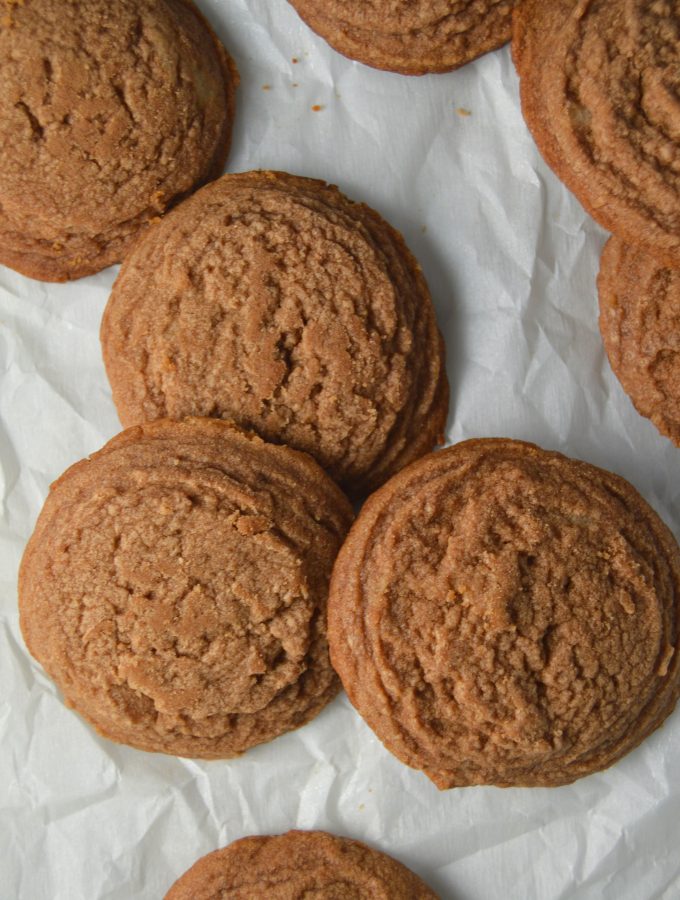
[
  {"left": 262, "top": 84, "right": 271, "bottom": 91},
  {"left": 455, "top": 107, "right": 472, "bottom": 117},
  {"left": 311, "top": 104, "right": 324, "bottom": 112},
  {"left": 658, "top": 644, "right": 675, "bottom": 677},
  {"left": 2, "top": 0, "right": 24, "bottom": 26},
  {"left": 149, "top": 190, "right": 166, "bottom": 212}
]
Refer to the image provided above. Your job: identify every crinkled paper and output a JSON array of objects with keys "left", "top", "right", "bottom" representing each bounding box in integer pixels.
[{"left": 1, "top": 2, "right": 678, "bottom": 898}]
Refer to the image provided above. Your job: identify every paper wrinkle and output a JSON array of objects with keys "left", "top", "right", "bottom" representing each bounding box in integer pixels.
[{"left": 1, "top": 0, "right": 679, "bottom": 897}]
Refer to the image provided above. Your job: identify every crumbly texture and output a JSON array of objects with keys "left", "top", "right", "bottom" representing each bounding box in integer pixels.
[
  {"left": 599, "top": 236, "right": 680, "bottom": 447},
  {"left": 513, "top": 0, "right": 680, "bottom": 266},
  {"left": 287, "top": 0, "right": 517, "bottom": 75},
  {"left": 0, "top": 0, "right": 237, "bottom": 282},
  {"left": 19, "top": 419, "right": 353, "bottom": 758},
  {"left": 101, "top": 171, "right": 448, "bottom": 497},
  {"left": 165, "top": 831, "right": 439, "bottom": 899},
  {"left": 329, "top": 438, "right": 680, "bottom": 788}
]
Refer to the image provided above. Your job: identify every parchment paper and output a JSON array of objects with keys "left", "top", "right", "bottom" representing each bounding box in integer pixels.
[{"left": 1, "top": 2, "right": 678, "bottom": 898}]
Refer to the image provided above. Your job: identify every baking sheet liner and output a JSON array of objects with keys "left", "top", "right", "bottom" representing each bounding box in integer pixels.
[{"left": 1, "top": 2, "right": 678, "bottom": 897}]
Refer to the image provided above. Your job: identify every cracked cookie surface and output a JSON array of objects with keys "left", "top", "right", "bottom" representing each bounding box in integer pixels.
[
  {"left": 287, "top": 0, "right": 517, "bottom": 75},
  {"left": 328, "top": 438, "right": 680, "bottom": 788},
  {"left": 599, "top": 236, "right": 680, "bottom": 447},
  {"left": 165, "top": 830, "right": 438, "bottom": 899},
  {"left": 513, "top": 0, "right": 680, "bottom": 266},
  {"left": 0, "top": 0, "right": 237, "bottom": 281},
  {"left": 19, "top": 418, "right": 353, "bottom": 758},
  {"left": 101, "top": 171, "right": 448, "bottom": 497}
]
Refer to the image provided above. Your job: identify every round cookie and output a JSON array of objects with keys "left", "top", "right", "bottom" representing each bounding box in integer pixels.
[
  {"left": 101, "top": 171, "right": 449, "bottom": 497},
  {"left": 328, "top": 438, "right": 680, "bottom": 788},
  {"left": 0, "top": 0, "right": 237, "bottom": 282},
  {"left": 286, "top": 0, "right": 518, "bottom": 75},
  {"left": 19, "top": 418, "right": 353, "bottom": 758},
  {"left": 512, "top": 0, "right": 680, "bottom": 266},
  {"left": 165, "top": 831, "right": 439, "bottom": 899},
  {"left": 598, "top": 236, "right": 680, "bottom": 447}
]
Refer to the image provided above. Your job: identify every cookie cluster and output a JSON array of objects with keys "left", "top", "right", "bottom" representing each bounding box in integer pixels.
[
  {"left": 3, "top": 0, "right": 680, "bottom": 896},
  {"left": 513, "top": 0, "right": 680, "bottom": 447}
]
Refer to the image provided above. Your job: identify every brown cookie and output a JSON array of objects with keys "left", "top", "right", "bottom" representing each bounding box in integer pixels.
[
  {"left": 19, "top": 418, "right": 353, "bottom": 758},
  {"left": 328, "top": 438, "right": 680, "bottom": 788},
  {"left": 287, "top": 0, "right": 517, "bottom": 75},
  {"left": 512, "top": 0, "right": 680, "bottom": 266},
  {"left": 0, "top": 0, "right": 237, "bottom": 282},
  {"left": 598, "top": 236, "right": 680, "bottom": 447},
  {"left": 101, "top": 171, "right": 449, "bottom": 497},
  {"left": 165, "top": 830, "right": 439, "bottom": 899}
]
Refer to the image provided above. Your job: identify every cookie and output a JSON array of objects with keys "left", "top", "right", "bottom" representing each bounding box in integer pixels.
[
  {"left": 0, "top": 0, "right": 237, "bottom": 282},
  {"left": 165, "top": 830, "right": 438, "bottom": 899},
  {"left": 101, "top": 171, "right": 449, "bottom": 497},
  {"left": 598, "top": 237, "right": 680, "bottom": 447},
  {"left": 287, "top": 0, "right": 517, "bottom": 75},
  {"left": 513, "top": 0, "right": 680, "bottom": 266},
  {"left": 19, "top": 418, "right": 353, "bottom": 758},
  {"left": 328, "top": 438, "right": 680, "bottom": 788}
]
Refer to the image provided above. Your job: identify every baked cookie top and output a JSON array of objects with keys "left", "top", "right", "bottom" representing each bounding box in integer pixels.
[
  {"left": 599, "top": 236, "right": 680, "bottom": 447},
  {"left": 329, "top": 438, "right": 680, "bottom": 788},
  {"left": 19, "top": 419, "right": 353, "bottom": 758},
  {"left": 0, "top": 0, "right": 237, "bottom": 282},
  {"left": 165, "top": 830, "right": 438, "bottom": 899},
  {"left": 101, "top": 171, "right": 448, "bottom": 497},
  {"left": 287, "top": 0, "right": 517, "bottom": 75},
  {"left": 513, "top": 0, "right": 680, "bottom": 266}
]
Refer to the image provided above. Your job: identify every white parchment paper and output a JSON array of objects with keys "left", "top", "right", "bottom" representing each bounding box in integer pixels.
[{"left": 1, "top": 2, "right": 679, "bottom": 898}]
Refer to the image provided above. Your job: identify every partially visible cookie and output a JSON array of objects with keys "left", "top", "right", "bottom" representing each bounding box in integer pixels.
[
  {"left": 165, "top": 830, "right": 439, "bottom": 899},
  {"left": 0, "top": 0, "right": 237, "bottom": 281},
  {"left": 599, "top": 236, "right": 680, "bottom": 447},
  {"left": 329, "top": 438, "right": 680, "bottom": 788},
  {"left": 101, "top": 171, "right": 448, "bottom": 497},
  {"left": 19, "top": 419, "right": 353, "bottom": 758},
  {"left": 287, "top": 0, "right": 517, "bottom": 75},
  {"left": 513, "top": 0, "right": 680, "bottom": 266}
]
